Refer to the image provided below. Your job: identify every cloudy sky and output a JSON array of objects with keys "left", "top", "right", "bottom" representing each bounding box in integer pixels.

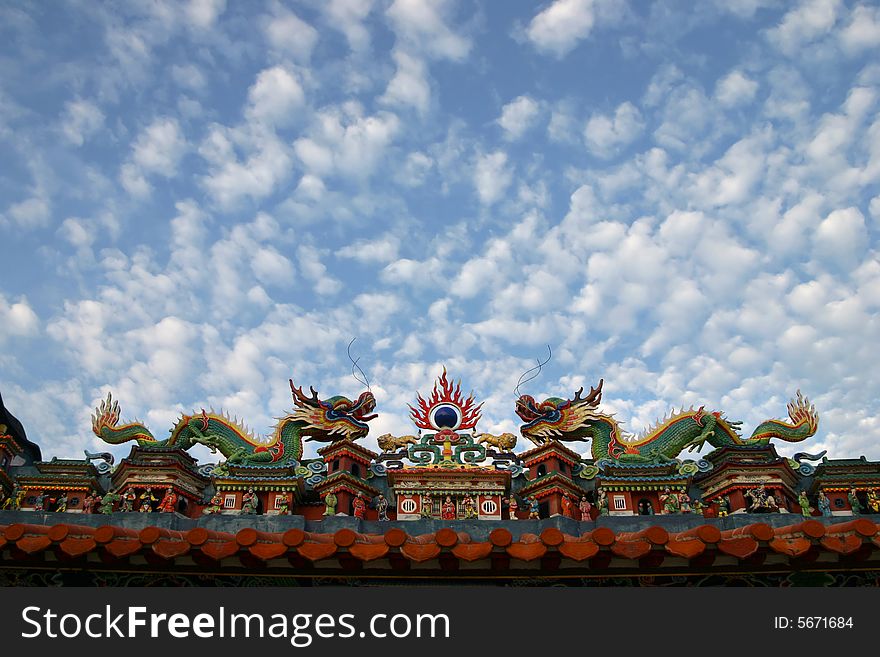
[{"left": 1, "top": 0, "right": 878, "bottom": 466}]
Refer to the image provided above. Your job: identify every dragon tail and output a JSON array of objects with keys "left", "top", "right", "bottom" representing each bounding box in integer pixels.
[
  {"left": 91, "top": 393, "right": 157, "bottom": 446},
  {"left": 748, "top": 390, "right": 819, "bottom": 444}
]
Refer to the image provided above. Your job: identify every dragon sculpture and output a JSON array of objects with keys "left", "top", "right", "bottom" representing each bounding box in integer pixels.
[
  {"left": 516, "top": 379, "right": 819, "bottom": 463},
  {"left": 91, "top": 380, "right": 377, "bottom": 467}
]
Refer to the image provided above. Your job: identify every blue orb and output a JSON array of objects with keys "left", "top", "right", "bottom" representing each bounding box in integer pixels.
[{"left": 433, "top": 405, "right": 460, "bottom": 429}]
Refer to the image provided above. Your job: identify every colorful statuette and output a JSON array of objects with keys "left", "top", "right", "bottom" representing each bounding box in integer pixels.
[
  {"left": 660, "top": 487, "right": 681, "bottom": 514},
  {"left": 798, "top": 491, "right": 812, "bottom": 517},
  {"left": 54, "top": 492, "right": 68, "bottom": 512},
  {"left": 561, "top": 494, "right": 574, "bottom": 518},
  {"left": 276, "top": 493, "right": 290, "bottom": 515},
  {"left": 82, "top": 491, "right": 99, "bottom": 514},
  {"left": 508, "top": 496, "right": 519, "bottom": 520},
  {"left": 352, "top": 492, "right": 367, "bottom": 519},
  {"left": 461, "top": 494, "right": 477, "bottom": 519},
  {"left": 203, "top": 492, "right": 223, "bottom": 515},
  {"left": 716, "top": 495, "right": 731, "bottom": 517},
  {"left": 1, "top": 485, "right": 24, "bottom": 511},
  {"left": 420, "top": 493, "right": 433, "bottom": 519},
  {"left": 745, "top": 484, "right": 778, "bottom": 512},
  {"left": 848, "top": 488, "right": 861, "bottom": 515},
  {"left": 441, "top": 496, "right": 456, "bottom": 520},
  {"left": 323, "top": 492, "right": 337, "bottom": 516},
  {"left": 139, "top": 489, "right": 158, "bottom": 512},
  {"left": 375, "top": 494, "right": 389, "bottom": 521},
  {"left": 158, "top": 488, "right": 177, "bottom": 513},
  {"left": 597, "top": 488, "right": 609, "bottom": 516},
  {"left": 868, "top": 489, "right": 880, "bottom": 513},
  {"left": 579, "top": 495, "right": 592, "bottom": 521},
  {"left": 241, "top": 487, "right": 258, "bottom": 515},
  {"left": 817, "top": 491, "right": 832, "bottom": 517},
  {"left": 99, "top": 491, "right": 120, "bottom": 514},
  {"left": 120, "top": 490, "right": 136, "bottom": 512},
  {"left": 33, "top": 492, "right": 47, "bottom": 511},
  {"left": 528, "top": 496, "right": 540, "bottom": 519}
]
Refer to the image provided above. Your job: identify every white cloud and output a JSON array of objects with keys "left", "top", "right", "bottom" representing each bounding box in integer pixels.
[
  {"left": 473, "top": 150, "right": 513, "bottom": 205},
  {"left": 60, "top": 99, "right": 104, "bottom": 146},
  {"left": 297, "top": 245, "right": 342, "bottom": 295},
  {"left": 380, "top": 50, "right": 431, "bottom": 114},
  {"left": 252, "top": 246, "right": 295, "bottom": 286},
  {"left": 584, "top": 101, "right": 644, "bottom": 157},
  {"left": 246, "top": 66, "right": 305, "bottom": 127},
  {"left": 525, "top": 0, "right": 622, "bottom": 58},
  {"left": 186, "top": 0, "right": 226, "bottom": 29},
  {"left": 386, "top": 0, "right": 471, "bottom": 61},
  {"left": 339, "top": 236, "right": 400, "bottom": 264},
  {"left": 324, "top": 0, "right": 375, "bottom": 52},
  {"left": 5, "top": 196, "right": 50, "bottom": 229},
  {"left": 0, "top": 294, "right": 39, "bottom": 339},
  {"left": 840, "top": 5, "right": 880, "bottom": 53},
  {"left": 497, "top": 95, "right": 541, "bottom": 140},
  {"left": 265, "top": 9, "right": 319, "bottom": 61},
  {"left": 715, "top": 70, "right": 758, "bottom": 107},
  {"left": 766, "top": 0, "right": 841, "bottom": 56},
  {"left": 293, "top": 103, "right": 399, "bottom": 180},
  {"left": 813, "top": 207, "right": 868, "bottom": 269},
  {"left": 120, "top": 117, "right": 187, "bottom": 197},
  {"left": 171, "top": 63, "right": 207, "bottom": 91},
  {"left": 199, "top": 124, "right": 293, "bottom": 208}
]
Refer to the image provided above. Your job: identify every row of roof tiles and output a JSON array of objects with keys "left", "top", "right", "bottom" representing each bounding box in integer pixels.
[{"left": 0, "top": 519, "right": 878, "bottom": 571}]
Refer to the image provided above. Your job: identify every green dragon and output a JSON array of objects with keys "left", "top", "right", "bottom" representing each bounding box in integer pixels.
[
  {"left": 91, "top": 380, "right": 377, "bottom": 467},
  {"left": 516, "top": 380, "right": 818, "bottom": 463}
]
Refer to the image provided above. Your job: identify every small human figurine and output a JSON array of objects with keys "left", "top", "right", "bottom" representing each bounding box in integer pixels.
[
  {"left": 508, "top": 495, "right": 519, "bottom": 520},
  {"left": 374, "top": 494, "right": 389, "bottom": 521},
  {"left": 848, "top": 487, "right": 861, "bottom": 515},
  {"left": 766, "top": 493, "right": 779, "bottom": 512},
  {"left": 241, "top": 487, "right": 258, "bottom": 514},
  {"left": 2, "top": 485, "right": 24, "bottom": 511},
  {"left": 798, "top": 491, "right": 812, "bottom": 517},
  {"left": 716, "top": 494, "right": 731, "bottom": 517},
  {"left": 352, "top": 491, "right": 367, "bottom": 519},
  {"left": 440, "top": 495, "right": 456, "bottom": 520},
  {"left": 158, "top": 487, "right": 178, "bottom": 513},
  {"left": 561, "top": 494, "right": 574, "bottom": 518},
  {"left": 323, "top": 491, "right": 337, "bottom": 516},
  {"left": 461, "top": 494, "right": 477, "bottom": 519},
  {"left": 276, "top": 493, "right": 290, "bottom": 516},
  {"left": 660, "top": 487, "right": 680, "bottom": 514},
  {"left": 82, "top": 490, "right": 99, "bottom": 514},
  {"left": 119, "top": 489, "right": 135, "bottom": 512},
  {"left": 33, "top": 492, "right": 47, "bottom": 512},
  {"left": 578, "top": 495, "right": 592, "bottom": 521},
  {"left": 597, "top": 488, "right": 609, "bottom": 516},
  {"left": 420, "top": 493, "right": 433, "bottom": 519},
  {"left": 817, "top": 490, "right": 832, "bottom": 517},
  {"left": 867, "top": 489, "right": 880, "bottom": 514},
  {"left": 54, "top": 492, "right": 68, "bottom": 512},
  {"left": 99, "top": 490, "right": 120, "bottom": 514},
  {"left": 679, "top": 493, "right": 692, "bottom": 514},
  {"left": 138, "top": 489, "right": 158, "bottom": 512},
  {"left": 691, "top": 496, "right": 705, "bottom": 515},
  {"left": 528, "top": 496, "right": 540, "bottom": 519},
  {"left": 202, "top": 492, "right": 223, "bottom": 515}
]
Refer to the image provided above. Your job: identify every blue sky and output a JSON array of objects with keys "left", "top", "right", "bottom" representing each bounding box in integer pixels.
[{"left": 1, "top": 0, "right": 878, "bottom": 465}]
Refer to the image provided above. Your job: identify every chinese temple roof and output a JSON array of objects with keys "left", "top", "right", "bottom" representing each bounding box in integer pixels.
[{"left": 0, "top": 512, "right": 877, "bottom": 579}]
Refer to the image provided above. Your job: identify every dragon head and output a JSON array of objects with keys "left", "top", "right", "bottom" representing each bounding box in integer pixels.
[
  {"left": 289, "top": 380, "right": 377, "bottom": 442},
  {"left": 516, "top": 379, "right": 605, "bottom": 446}
]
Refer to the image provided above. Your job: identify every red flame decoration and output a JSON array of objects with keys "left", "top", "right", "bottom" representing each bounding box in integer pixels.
[{"left": 409, "top": 367, "right": 483, "bottom": 430}]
